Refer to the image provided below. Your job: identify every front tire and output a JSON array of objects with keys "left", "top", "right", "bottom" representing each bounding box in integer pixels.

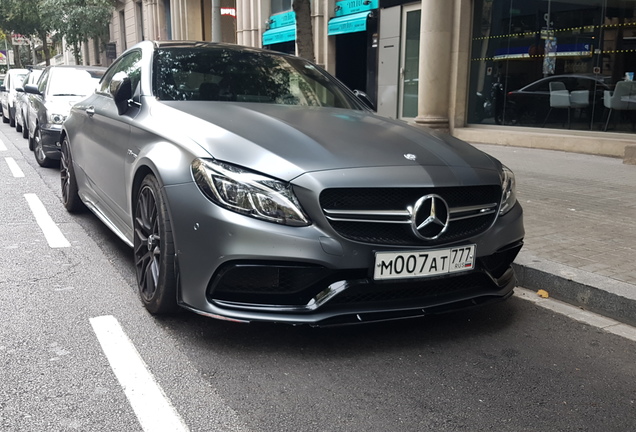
[
  {"left": 60, "top": 137, "right": 85, "bottom": 213},
  {"left": 33, "top": 126, "right": 56, "bottom": 168},
  {"left": 133, "top": 174, "right": 179, "bottom": 314}
]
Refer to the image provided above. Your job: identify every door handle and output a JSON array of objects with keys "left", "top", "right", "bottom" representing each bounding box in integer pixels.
[{"left": 86, "top": 106, "right": 95, "bottom": 117}]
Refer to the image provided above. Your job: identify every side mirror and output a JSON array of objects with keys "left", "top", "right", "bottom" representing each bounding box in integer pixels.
[
  {"left": 16, "top": 87, "right": 24, "bottom": 93},
  {"left": 354, "top": 90, "right": 375, "bottom": 111},
  {"left": 24, "top": 84, "right": 41, "bottom": 95},
  {"left": 0, "top": 85, "right": 6, "bottom": 92},
  {"left": 110, "top": 72, "right": 132, "bottom": 116}
]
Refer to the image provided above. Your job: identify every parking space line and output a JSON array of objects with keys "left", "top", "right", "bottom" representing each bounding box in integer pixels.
[
  {"left": 0, "top": 141, "right": 6, "bottom": 151},
  {"left": 514, "top": 287, "right": 636, "bottom": 342},
  {"left": 90, "top": 315, "right": 190, "bottom": 432},
  {"left": 24, "top": 193, "right": 71, "bottom": 248},
  {"left": 5, "top": 157, "right": 25, "bottom": 178}
]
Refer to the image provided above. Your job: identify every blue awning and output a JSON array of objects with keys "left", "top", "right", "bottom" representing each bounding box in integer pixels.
[
  {"left": 328, "top": 11, "right": 371, "bottom": 36},
  {"left": 263, "top": 25, "right": 296, "bottom": 45}
]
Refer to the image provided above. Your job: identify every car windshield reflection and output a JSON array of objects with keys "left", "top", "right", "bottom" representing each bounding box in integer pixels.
[
  {"left": 49, "top": 70, "right": 102, "bottom": 97},
  {"left": 153, "top": 47, "right": 360, "bottom": 109}
]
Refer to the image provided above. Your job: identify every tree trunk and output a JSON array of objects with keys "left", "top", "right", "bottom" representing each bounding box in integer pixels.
[
  {"left": 293, "top": 0, "right": 314, "bottom": 62},
  {"left": 39, "top": 31, "right": 50, "bottom": 66}
]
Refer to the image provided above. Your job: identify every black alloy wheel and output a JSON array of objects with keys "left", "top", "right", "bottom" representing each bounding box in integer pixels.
[
  {"left": 60, "top": 137, "right": 85, "bottom": 213},
  {"left": 133, "top": 174, "right": 179, "bottom": 314},
  {"left": 33, "top": 126, "right": 56, "bottom": 168}
]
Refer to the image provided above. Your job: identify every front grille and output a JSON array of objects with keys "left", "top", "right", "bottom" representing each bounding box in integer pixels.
[{"left": 320, "top": 186, "right": 502, "bottom": 246}]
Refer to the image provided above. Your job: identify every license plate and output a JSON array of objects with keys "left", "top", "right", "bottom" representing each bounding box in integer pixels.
[{"left": 373, "top": 245, "right": 476, "bottom": 280}]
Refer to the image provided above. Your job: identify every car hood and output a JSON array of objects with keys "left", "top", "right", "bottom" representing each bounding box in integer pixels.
[
  {"left": 47, "top": 95, "right": 91, "bottom": 113},
  {"left": 157, "top": 101, "right": 500, "bottom": 180}
]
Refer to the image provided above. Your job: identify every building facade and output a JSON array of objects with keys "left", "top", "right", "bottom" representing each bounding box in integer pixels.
[{"left": 96, "top": 0, "right": 636, "bottom": 157}]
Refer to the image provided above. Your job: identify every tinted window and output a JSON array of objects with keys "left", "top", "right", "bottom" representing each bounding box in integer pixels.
[
  {"left": 468, "top": 0, "right": 636, "bottom": 133},
  {"left": 153, "top": 47, "right": 360, "bottom": 109}
]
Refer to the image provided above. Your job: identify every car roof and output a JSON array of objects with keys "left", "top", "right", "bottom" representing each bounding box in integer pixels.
[
  {"left": 6, "top": 68, "right": 29, "bottom": 74},
  {"left": 145, "top": 40, "right": 294, "bottom": 58},
  {"left": 519, "top": 74, "right": 611, "bottom": 91},
  {"left": 45, "top": 65, "right": 106, "bottom": 71}
]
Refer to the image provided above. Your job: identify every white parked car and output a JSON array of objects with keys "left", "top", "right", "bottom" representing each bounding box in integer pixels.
[{"left": 1, "top": 68, "right": 29, "bottom": 127}]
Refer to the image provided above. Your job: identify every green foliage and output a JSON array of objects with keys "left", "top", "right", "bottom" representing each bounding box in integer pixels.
[
  {"left": 43, "top": 0, "right": 115, "bottom": 48},
  {"left": 0, "top": 0, "right": 48, "bottom": 37}
]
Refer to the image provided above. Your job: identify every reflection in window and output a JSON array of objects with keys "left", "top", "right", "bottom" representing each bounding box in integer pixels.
[
  {"left": 49, "top": 70, "right": 103, "bottom": 97},
  {"left": 153, "top": 47, "right": 360, "bottom": 109},
  {"left": 468, "top": 0, "right": 636, "bottom": 134}
]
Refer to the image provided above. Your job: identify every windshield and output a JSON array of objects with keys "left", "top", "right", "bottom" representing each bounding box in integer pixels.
[
  {"left": 48, "top": 69, "right": 103, "bottom": 97},
  {"left": 153, "top": 47, "right": 361, "bottom": 109},
  {"left": 12, "top": 74, "right": 28, "bottom": 89}
]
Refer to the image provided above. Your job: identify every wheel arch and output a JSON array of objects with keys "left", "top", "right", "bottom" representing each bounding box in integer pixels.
[{"left": 131, "top": 163, "right": 182, "bottom": 301}]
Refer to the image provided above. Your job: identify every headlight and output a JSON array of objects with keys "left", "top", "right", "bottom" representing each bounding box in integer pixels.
[
  {"left": 499, "top": 165, "right": 517, "bottom": 215},
  {"left": 48, "top": 113, "right": 67, "bottom": 124},
  {"left": 192, "top": 158, "right": 310, "bottom": 226}
]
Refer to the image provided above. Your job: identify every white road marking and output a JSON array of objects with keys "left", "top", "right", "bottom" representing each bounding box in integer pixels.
[
  {"left": 24, "top": 193, "right": 71, "bottom": 248},
  {"left": 90, "top": 315, "right": 190, "bottom": 432},
  {"left": 5, "top": 157, "right": 25, "bottom": 177},
  {"left": 0, "top": 141, "right": 6, "bottom": 151},
  {"left": 514, "top": 287, "right": 636, "bottom": 342}
]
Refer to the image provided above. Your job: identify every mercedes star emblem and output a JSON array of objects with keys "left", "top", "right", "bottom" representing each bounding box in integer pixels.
[{"left": 411, "top": 194, "right": 450, "bottom": 240}]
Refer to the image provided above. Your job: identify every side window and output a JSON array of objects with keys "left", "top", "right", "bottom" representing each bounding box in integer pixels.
[
  {"left": 534, "top": 81, "right": 550, "bottom": 92},
  {"left": 99, "top": 51, "right": 143, "bottom": 97}
]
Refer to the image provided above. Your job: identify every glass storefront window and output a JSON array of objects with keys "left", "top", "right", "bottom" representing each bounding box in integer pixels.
[
  {"left": 469, "top": 0, "right": 636, "bottom": 134},
  {"left": 401, "top": 7, "right": 421, "bottom": 118}
]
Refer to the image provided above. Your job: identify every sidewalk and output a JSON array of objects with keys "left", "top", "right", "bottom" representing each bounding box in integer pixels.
[{"left": 473, "top": 143, "right": 636, "bottom": 327}]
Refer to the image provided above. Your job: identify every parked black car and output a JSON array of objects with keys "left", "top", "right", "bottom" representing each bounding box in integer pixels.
[
  {"left": 504, "top": 74, "right": 612, "bottom": 126},
  {"left": 25, "top": 65, "right": 106, "bottom": 167}
]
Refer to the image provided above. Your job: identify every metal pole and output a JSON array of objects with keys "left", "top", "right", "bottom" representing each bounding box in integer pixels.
[
  {"left": 212, "top": 0, "right": 222, "bottom": 42},
  {"left": 4, "top": 37, "right": 10, "bottom": 70}
]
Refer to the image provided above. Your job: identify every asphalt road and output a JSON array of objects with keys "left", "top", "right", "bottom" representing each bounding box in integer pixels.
[{"left": 1, "top": 120, "right": 635, "bottom": 432}]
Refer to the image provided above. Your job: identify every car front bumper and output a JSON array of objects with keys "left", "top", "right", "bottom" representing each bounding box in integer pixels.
[
  {"left": 164, "top": 180, "right": 525, "bottom": 326},
  {"left": 40, "top": 124, "right": 63, "bottom": 160}
]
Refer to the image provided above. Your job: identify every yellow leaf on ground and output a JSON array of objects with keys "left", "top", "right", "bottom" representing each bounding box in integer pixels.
[{"left": 537, "top": 289, "right": 549, "bottom": 298}]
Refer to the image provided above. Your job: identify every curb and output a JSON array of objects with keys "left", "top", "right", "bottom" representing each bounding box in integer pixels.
[{"left": 512, "top": 251, "right": 636, "bottom": 328}]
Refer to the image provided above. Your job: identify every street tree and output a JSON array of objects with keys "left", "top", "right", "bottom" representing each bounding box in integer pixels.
[
  {"left": 293, "top": 0, "right": 314, "bottom": 62},
  {"left": 42, "top": 0, "right": 115, "bottom": 64},
  {"left": 0, "top": 0, "right": 52, "bottom": 66}
]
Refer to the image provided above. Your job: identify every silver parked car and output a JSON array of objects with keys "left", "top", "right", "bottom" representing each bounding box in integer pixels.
[
  {"left": 15, "top": 68, "right": 43, "bottom": 138},
  {"left": 25, "top": 65, "right": 106, "bottom": 167},
  {"left": 61, "top": 41, "right": 524, "bottom": 325}
]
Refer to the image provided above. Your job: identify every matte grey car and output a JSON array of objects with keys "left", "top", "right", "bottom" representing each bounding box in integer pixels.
[{"left": 61, "top": 41, "right": 524, "bottom": 326}]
